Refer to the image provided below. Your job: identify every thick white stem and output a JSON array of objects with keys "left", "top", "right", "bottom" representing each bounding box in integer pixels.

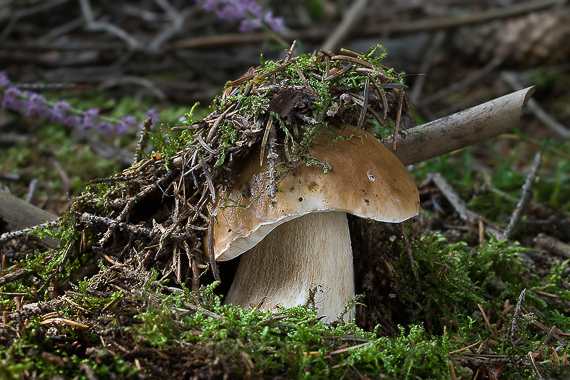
[{"left": 224, "top": 211, "right": 355, "bottom": 323}]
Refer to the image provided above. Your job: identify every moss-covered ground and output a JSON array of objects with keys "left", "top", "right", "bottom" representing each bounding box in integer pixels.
[{"left": 2, "top": 45, "right": 570, "bottom": 380}]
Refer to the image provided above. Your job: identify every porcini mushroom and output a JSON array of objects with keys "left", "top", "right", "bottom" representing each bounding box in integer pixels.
[{"left": 212, "top": 125, "right": 419, "bottom": 322}]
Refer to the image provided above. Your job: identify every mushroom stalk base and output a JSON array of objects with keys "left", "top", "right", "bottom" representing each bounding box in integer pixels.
[{"left": 224, "top": 211, "right": 355, "bottom": 322}]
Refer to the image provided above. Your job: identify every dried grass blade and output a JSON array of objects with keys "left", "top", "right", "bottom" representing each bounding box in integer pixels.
[
  {"left": 228, "top": 72, "right": 257, "bottom": 86},
  {"left": 257, "top": 61, "right": 294, "bottom": 81},
  {"left": 207, "top": 212, "right": 220, "bottom": 282},
  {"left": 330, "top": 55, "right": 374, "bottom": 69},
  {"left": 368, "top": 75, "right": 389, "bottom": 119},
  {"left": 340, "top": 48, "right": 363, "bottom": 57},
  {"left": 294, "top": 64, "right": 316, "bottom": 97},
  {"left": 324, "top": 63, "right": 353, "bottom": 81},
  {"left": 392, "top": 89, "right": 404, "bottom": 151},
  {"left": 202, "top": 166, "right": 216, "bottom": 202},
  {"left": 356, "top": 76, "right": 370, "bottom": 129},
  {"left": 197, "top": 134, "right": 216, "bottom": 154},
  {"left": 206, "top": 103, "right": 236, "bottom": 143},
  {"left": 260, "top": 115, "right": 274, "bottom": 167},
  {"left": 236, "top": 81, "right": 254, "bottom": 110},
  {"left": 284, "top": 40, "right": 297, "bottom": 63}
]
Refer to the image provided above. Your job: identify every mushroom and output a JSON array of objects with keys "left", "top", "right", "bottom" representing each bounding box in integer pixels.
[{"left": 212, "top": 125, "right": 419, "bottom": 322}]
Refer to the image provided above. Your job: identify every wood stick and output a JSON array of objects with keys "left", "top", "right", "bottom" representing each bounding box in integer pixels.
[
  {"left": 321, "top": 0, "right": 368, "bottom": 53},
  {"left": 502, "top": 151, "right": 543, "bottom": 240},
  {"left": 0, "top": 189, "right": 58, "bottom": 247},
  {"left": 0, "top": 189, "right": 56, "bottom": 229},
  {"left": 501, "top": 71, "right": 570, "bottom": 139},
  {"left": 384, "top": 87, "right": 535, "bottom": 166},
  {"left": 534, "top": 233, "right": 570, "bottom": 259}
]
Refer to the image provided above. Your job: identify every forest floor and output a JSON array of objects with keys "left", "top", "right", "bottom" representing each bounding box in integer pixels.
[{"left": 1, "top": 1, "right": 570, "bottom": 379}]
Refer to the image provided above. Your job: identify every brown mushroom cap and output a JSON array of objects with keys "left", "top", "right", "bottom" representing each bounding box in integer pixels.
[{"left": 214, "top": 125, "right": 420, "bottom": 261}]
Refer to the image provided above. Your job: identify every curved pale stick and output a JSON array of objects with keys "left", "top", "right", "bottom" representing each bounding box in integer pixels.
[{"left": 384, "top": 87, "right": 536, "bottom": 166}]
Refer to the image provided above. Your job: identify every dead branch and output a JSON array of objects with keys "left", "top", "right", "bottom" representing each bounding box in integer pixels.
[
  {"left": 321, "top": 0, "right": 368, "bottom": 53},
  {"left": 501, "top": 71, "right": 570, "bottom": 139},
  {"left": 78, "top": 0, "right": 142, "bottom": 51},
  {"left": 510, "top": 289, "right": 526, "bottom": 343},
  {"left": 419, "top": 56, "right": 504, "bottom": 107},
  {"left": 503, "top": 152, "right": 543, "bottom": 240},
  {"left": 409, "top": 31, "right": 446, "bottom": 104},
  {"left": 385, "top": 87, "right": 535, "bottom": 166},
  {"left": 0, "top": 189, "right": 57, "bottom": 229},
  {"left": 0, "top": 268, "right": 34, "bottom": 287},
  {"left": 431, "top": 173, "right": 502, "bottom": 237},
  {"left": 533, "top": 233, "right": 570, "bottom": 259}
]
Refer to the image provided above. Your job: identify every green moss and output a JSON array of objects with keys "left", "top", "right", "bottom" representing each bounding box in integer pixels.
[
  {"left": 0, "top": 322, "right": 140, "bottom": 380},
  {"left": 130, "top": 280, "right": 466, "bottom": 379}
]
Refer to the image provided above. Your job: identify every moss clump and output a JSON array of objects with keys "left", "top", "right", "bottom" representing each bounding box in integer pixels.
[
  {"left": 131, "top": 280, "right": 464, "bottom": 379},
  {"left": 14, "top": 43, "right": 412, "bottom": 300}
]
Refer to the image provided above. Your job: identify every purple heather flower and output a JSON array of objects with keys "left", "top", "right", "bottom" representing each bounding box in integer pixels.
[
  {"left": 81, "top": 108, "right": 100, "bottom": 131},
  {"left": 202, "top": 0, "right": 221, "bottom": 12},
  {"left": 239, "top": 18, "right": 262, "bottom": 33},
  {"left": 50, "top": 112, "right": 64, "bottom": 124},
  {"left": 63, "top": 115, "right": 81, "bottom": 128},
  {"left": 196, "top": 0, "right": 285, "bottom": 33},
  {"left": 263, "top": 11, "right": 285, "bottom": 32},
  {"left": 218, "top": 0, "right": 261, "bottom": 20},
  {"left": 96, "top": 121, "right": 113, "bottom": 134},
  {"left": 0, "top": 71, "right": 10, "bottom": 87},
  {"left": 53, "top": 100, "right": 70, "bottom": 114},
  {"left": 25, "top": 93, "right": 50, "bottom": 118},
  {"left": 38, "top": 106, "right": 52, "bottom": 119},
  {"left": 50, "top": 100, "right": 71, "bottom": 123},
  {"left": 144, "top": 108, "right": 160, "bottom": 127},
  {"left": 117, "top": 115, "right": 137, "bottom": 134},
  {"left": 1, "top": 87, "right": 23, "bottom": 111}
]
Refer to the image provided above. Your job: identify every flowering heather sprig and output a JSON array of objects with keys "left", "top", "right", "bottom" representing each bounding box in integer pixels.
[
  {"left": 50, "top": 100, "right": 70, "bottom": 123},
  {"left": 82, "top": 108, "right": 99, "bottom": 131},
  {"left": 197, "top": 0, "right": 285, "bottom": 33},
  {"left": 2, "top": 87, "right": 24, "bottom": 111},
  {"left": 0, "top": 72, "right": 160, "bottom": 135},
  {"left": 118, "top": 115, "right": 138, "bottom": 135},
  {"left": 25, "top": 93, "right": 51, "bottom": 118}
]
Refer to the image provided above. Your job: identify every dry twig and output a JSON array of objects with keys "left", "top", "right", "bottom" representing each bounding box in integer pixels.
[
  {"left": 501, "top": 71, "right": 570, "bottom": 139},
  {"left": 510, "top": 289, "right": 526, "bottom": 344},
  {"left": 321, "top": 0, "right": 368, "bottom": 53},
  {"left": 503, "top": 151, "right": 543, "bottom": 240},
  {"left": 431, "top": 173, "right": 501, "bottom": 237},
  {"left": 533, "top": 233, "right": 570, "bottom": 259}
]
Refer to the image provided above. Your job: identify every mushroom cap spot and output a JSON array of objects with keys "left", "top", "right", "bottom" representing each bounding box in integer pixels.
[{"left": 213, "top": 125, "right": 420, "bottom": 261}]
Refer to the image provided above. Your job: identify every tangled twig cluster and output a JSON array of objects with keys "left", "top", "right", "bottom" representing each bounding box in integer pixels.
[{"left": 60, "top": 44, "right": 413, "bottom": 291}]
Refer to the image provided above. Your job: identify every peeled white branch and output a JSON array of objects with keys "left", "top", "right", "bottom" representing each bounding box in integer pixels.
[{"left": 385, "top": 87, "right": 536, "bottom": 166}]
